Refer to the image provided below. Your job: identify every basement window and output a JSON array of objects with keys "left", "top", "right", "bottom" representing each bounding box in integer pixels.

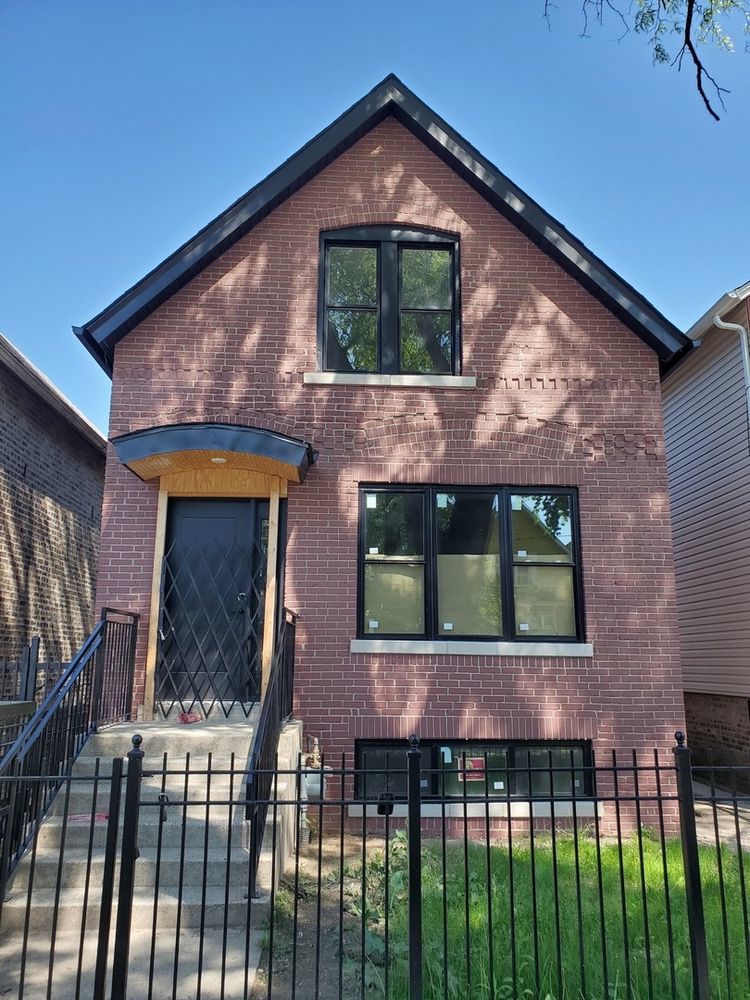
[
  {"left": 319, "top": 227, "right": 460, "bottom": 375},
  {"left": 355, "top": 739, "right": 593, "bottom": 801}
]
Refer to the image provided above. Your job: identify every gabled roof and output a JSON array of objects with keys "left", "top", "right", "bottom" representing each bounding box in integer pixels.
[
  {"left": 0, "top": 332, "right": 106, "bottom": 453},
  {"left": 74, "top": 74, "right": 690, "bottom": 376}
]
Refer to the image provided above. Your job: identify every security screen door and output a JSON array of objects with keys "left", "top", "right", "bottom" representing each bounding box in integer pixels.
[{"left": 156, "top": 499, "right": 268, "bottom": 717}]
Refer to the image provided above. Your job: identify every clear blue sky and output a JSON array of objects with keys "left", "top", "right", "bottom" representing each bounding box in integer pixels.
[{"left": 2, "top": 1, "right": 748, "bottom": 432}]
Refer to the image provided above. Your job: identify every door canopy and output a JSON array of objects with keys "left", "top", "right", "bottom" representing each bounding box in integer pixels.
[{"left": 111, "top": 422, "right": 316, "bottom": 483}]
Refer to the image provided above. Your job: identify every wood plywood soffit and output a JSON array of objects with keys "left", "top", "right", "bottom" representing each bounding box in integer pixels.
[{"left": 111, "top": 422, "right": 316, "bottom": 484}]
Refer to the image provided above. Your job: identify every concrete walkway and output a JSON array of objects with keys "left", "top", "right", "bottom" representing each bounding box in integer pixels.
[{"left": 693, "top": 779, "right": 750, "bottom": 848}]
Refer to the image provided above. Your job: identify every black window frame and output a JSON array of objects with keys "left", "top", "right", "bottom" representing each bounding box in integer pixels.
[
  {"left": 355, "top": 738, "right": 594, "bottom": 801},
  {"left": 357, "top": 484, "right": 585, "bottom": 642},
  {"left": 318, "top": 226, "right": 461, "bottom": 375}
]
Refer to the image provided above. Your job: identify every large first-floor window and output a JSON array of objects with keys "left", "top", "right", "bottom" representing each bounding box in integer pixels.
[
  {"left": 359, "top": 486, "right": 583, "bottom": 641},
  {"left": 355, "top": 740, "right": 593, "bottom": 802}
]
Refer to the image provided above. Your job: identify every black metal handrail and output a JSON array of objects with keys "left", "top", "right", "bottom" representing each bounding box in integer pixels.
[
  {"left": 246, "top": 607, "right": 296, "bottom": 893},
  {"left": 0, "top": 608, "right": 139, "bottom": 890}
]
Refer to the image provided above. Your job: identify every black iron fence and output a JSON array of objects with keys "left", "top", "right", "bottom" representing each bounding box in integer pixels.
[
  {"left": 1, "top": 730, "right": 749, "bottom": 999},
  {"left": 0, "top": 701, "right": 36, "bottom": 760},
  {"left": 0, "top": 608, "right": 139, "bottom": 895},
  {"left": 0, "top": 637, "right": 68, "bottom": 705}
]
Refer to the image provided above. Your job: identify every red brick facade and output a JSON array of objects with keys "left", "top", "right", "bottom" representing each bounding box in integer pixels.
[
  {"left": 685, "top": 692, "right": 750, "bottom": 769},
  {"left": 97, "top": 118, "right": 685, "bottom": 762}
]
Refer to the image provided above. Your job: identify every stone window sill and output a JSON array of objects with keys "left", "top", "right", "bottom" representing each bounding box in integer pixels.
[
  {"left": 302, "top": 372, "right": 477, "bottom": 389},
  {"left": 348, "top": 802, "right": 602, "bottom": 819},
  {"left": 350, "top": 639, "right": 594, "bottom": 657}
]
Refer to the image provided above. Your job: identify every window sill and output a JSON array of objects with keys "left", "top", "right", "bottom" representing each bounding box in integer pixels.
[
  {"left": 347, "top": 801, "right": 602, "bottom": 819},
  {"left": 302, "top": 372, "right": 477, "bottom": 389},
  {"left": 350, "top": 639, "right": 594, "bottom": 657}
]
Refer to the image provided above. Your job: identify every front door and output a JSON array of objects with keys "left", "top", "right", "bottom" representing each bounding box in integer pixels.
[{"left": 156, "top": 499, "right": 268, "bottom": 717}]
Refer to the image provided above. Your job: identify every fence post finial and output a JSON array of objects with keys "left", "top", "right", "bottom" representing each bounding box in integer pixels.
[
  {"left": 675, "top": 730, "right": 686, "bottom": 747},
  {"left": 129, "top": 733, "right": 144, "bottom": 756}
]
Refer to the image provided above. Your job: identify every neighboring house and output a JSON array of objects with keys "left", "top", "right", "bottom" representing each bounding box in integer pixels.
[
  {"left": 74, "top": 75, "right": 691, "bottom": 798},
  {"left": 663, "top": 281, "right": 750, "bottom": 769},
  {"left": 0, "top": 333, "right": 106, "bottom": 659}
]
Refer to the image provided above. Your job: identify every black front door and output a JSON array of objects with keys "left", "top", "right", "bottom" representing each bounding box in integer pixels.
[{"left": 156, "top": 499, "right": 268, "bottom": 717}]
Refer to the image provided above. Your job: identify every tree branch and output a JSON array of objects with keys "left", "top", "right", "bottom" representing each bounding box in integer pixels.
[{"left": 673, "top": 0, "right": 729, "bottom": 120}]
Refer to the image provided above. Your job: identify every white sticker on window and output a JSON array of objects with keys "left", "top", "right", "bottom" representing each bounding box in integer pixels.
[
  {"left": 368, "top": 620, "right": 379, "bottom": 630},
  {"left": 512, "top": 496, "right": 522, "bottom": 511},
  {"left": 443, "top": 622, "right": 454, "bottom": 631},
  {"left": 519, "top": 623, "right": 530, "bottom": 632},
  {"left": 436, "top": 493, "right": 448, "bottom": 509},
  {"left": 440, "top": 746, "right": 452, "bottom": 764},
  {"left": 517, "top": 549, "right": 527, "bottom": 558},
  {"left": 420, "top": 779, "right": 429, "bottom": 788},
  {"left": 369, "top": 547, "right": 379, "bottom": 555},
  {"left": 494, "top": 780, "right": 504, "bottom": 790},
  {"left": 366, "top": 494, "right": 377, "bottom": 509}
]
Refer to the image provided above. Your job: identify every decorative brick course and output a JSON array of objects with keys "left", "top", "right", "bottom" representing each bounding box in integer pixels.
[{"left": 95, "top": 118, "right": 685, "bottom": 763}]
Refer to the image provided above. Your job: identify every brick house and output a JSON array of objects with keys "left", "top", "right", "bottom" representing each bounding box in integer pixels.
[
  {"left": 74, "top": 76, "right": 691, "bottom": 804},
  {"left": 0, "top": 332, "right": 105, "bottom": 659}
]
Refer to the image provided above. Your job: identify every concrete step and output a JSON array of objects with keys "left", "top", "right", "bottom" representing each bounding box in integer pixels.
[
  {"left": 0, "top": 883, "right": 270, "bottom": 932},
  {"left": 9, "top": 846, "right": 252, "bottom": 892},
  {"left": 58, "top": 762, "right": 249, "bottom": 783},
  {"left": 81, "top": 717, "right": 259, "bottom": 759},
  {"left": 50, "top": 776, "right": 251, "bottom": 817},
  {"left": 0, "top": 924, "right": 263, "bottom": 999},
  {"left": 0, "top": 717, "right": 302, "bottom": 997},
  {"left": 42, "top": 778, "right": 292, "bottom": 840},
  {"left": 34, "top": 809, "right": 260, "bottom": 851}
]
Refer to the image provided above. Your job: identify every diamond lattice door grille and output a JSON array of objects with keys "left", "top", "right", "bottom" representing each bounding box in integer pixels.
[{"left": 156, "top": 533, "right": 266, "bottom": 718}]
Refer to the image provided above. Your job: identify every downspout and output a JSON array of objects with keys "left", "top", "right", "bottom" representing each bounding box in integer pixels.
[{"left": 713, "top": 300, "right": 750, "bottom": 445}]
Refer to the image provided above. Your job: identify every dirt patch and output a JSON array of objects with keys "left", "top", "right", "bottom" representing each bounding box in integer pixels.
[{"left": 249, "top": 830, "right": 396, "bottom": 998}]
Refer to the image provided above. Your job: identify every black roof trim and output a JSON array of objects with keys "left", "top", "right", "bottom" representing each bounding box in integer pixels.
[
  {"left": 75, "top": 74, "right": 689, "bottom": 374},
  {"left": 111, "top": 422, "right": 316, "bottom": 481}
]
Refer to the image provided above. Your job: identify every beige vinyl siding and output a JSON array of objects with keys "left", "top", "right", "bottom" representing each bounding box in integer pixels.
[{"left": 663, "top": 312, "right": 750, "bottom": 696}]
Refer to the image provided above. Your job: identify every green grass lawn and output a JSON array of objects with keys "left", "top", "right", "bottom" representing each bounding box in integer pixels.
[{"left": 348, "top": 829, "right": 750, "bottom": 1000}]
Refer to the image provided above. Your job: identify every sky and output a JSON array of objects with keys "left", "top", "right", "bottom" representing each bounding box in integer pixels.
[{"left": 1, "top": 1, "right": 749, "bottom": 433}]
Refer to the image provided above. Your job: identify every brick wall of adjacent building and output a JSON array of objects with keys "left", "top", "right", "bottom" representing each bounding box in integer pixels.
[
  {"left": 0, "top": 363, "right": 104, "bottom": 659},
  {"left": 685, "top": 691, "right": 750, "bottom": 768},
  {"left": 96, "top": 117, "right": 686, "bottom": 778}
]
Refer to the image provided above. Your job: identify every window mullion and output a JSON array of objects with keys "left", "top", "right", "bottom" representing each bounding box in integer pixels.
[
  {"left": 380, "top": 241, "right": 398, "bottom": 374},
  {"left": 500, "top": 489, "right": 516, "bottom": 640},
  {"left": 425, "top": 489, "right": 436, "bottom": 640}
]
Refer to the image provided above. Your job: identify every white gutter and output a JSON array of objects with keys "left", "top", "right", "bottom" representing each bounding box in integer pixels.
[
  {"left": 713, "top": 312, "right": 750, "bottom": 438},
  {"left": 666, "top": 280, "right": 750, "bottom": 436},
  {"left": 685, "top": 279, "right": 750, "bottom": 343}
]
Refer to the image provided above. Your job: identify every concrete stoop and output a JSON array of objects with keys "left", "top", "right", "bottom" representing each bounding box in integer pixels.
[{"left": 0, "top": 715, "right": 303, "bottom": 998}]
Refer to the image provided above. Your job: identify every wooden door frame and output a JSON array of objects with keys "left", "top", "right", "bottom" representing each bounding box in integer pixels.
[{"left": 142, "top": 470, "right": 287, "bottom": 721}]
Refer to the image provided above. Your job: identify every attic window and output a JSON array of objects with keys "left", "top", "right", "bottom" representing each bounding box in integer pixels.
[{"left": 319, "top": 227, "right": 460, "bottom": 375}]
